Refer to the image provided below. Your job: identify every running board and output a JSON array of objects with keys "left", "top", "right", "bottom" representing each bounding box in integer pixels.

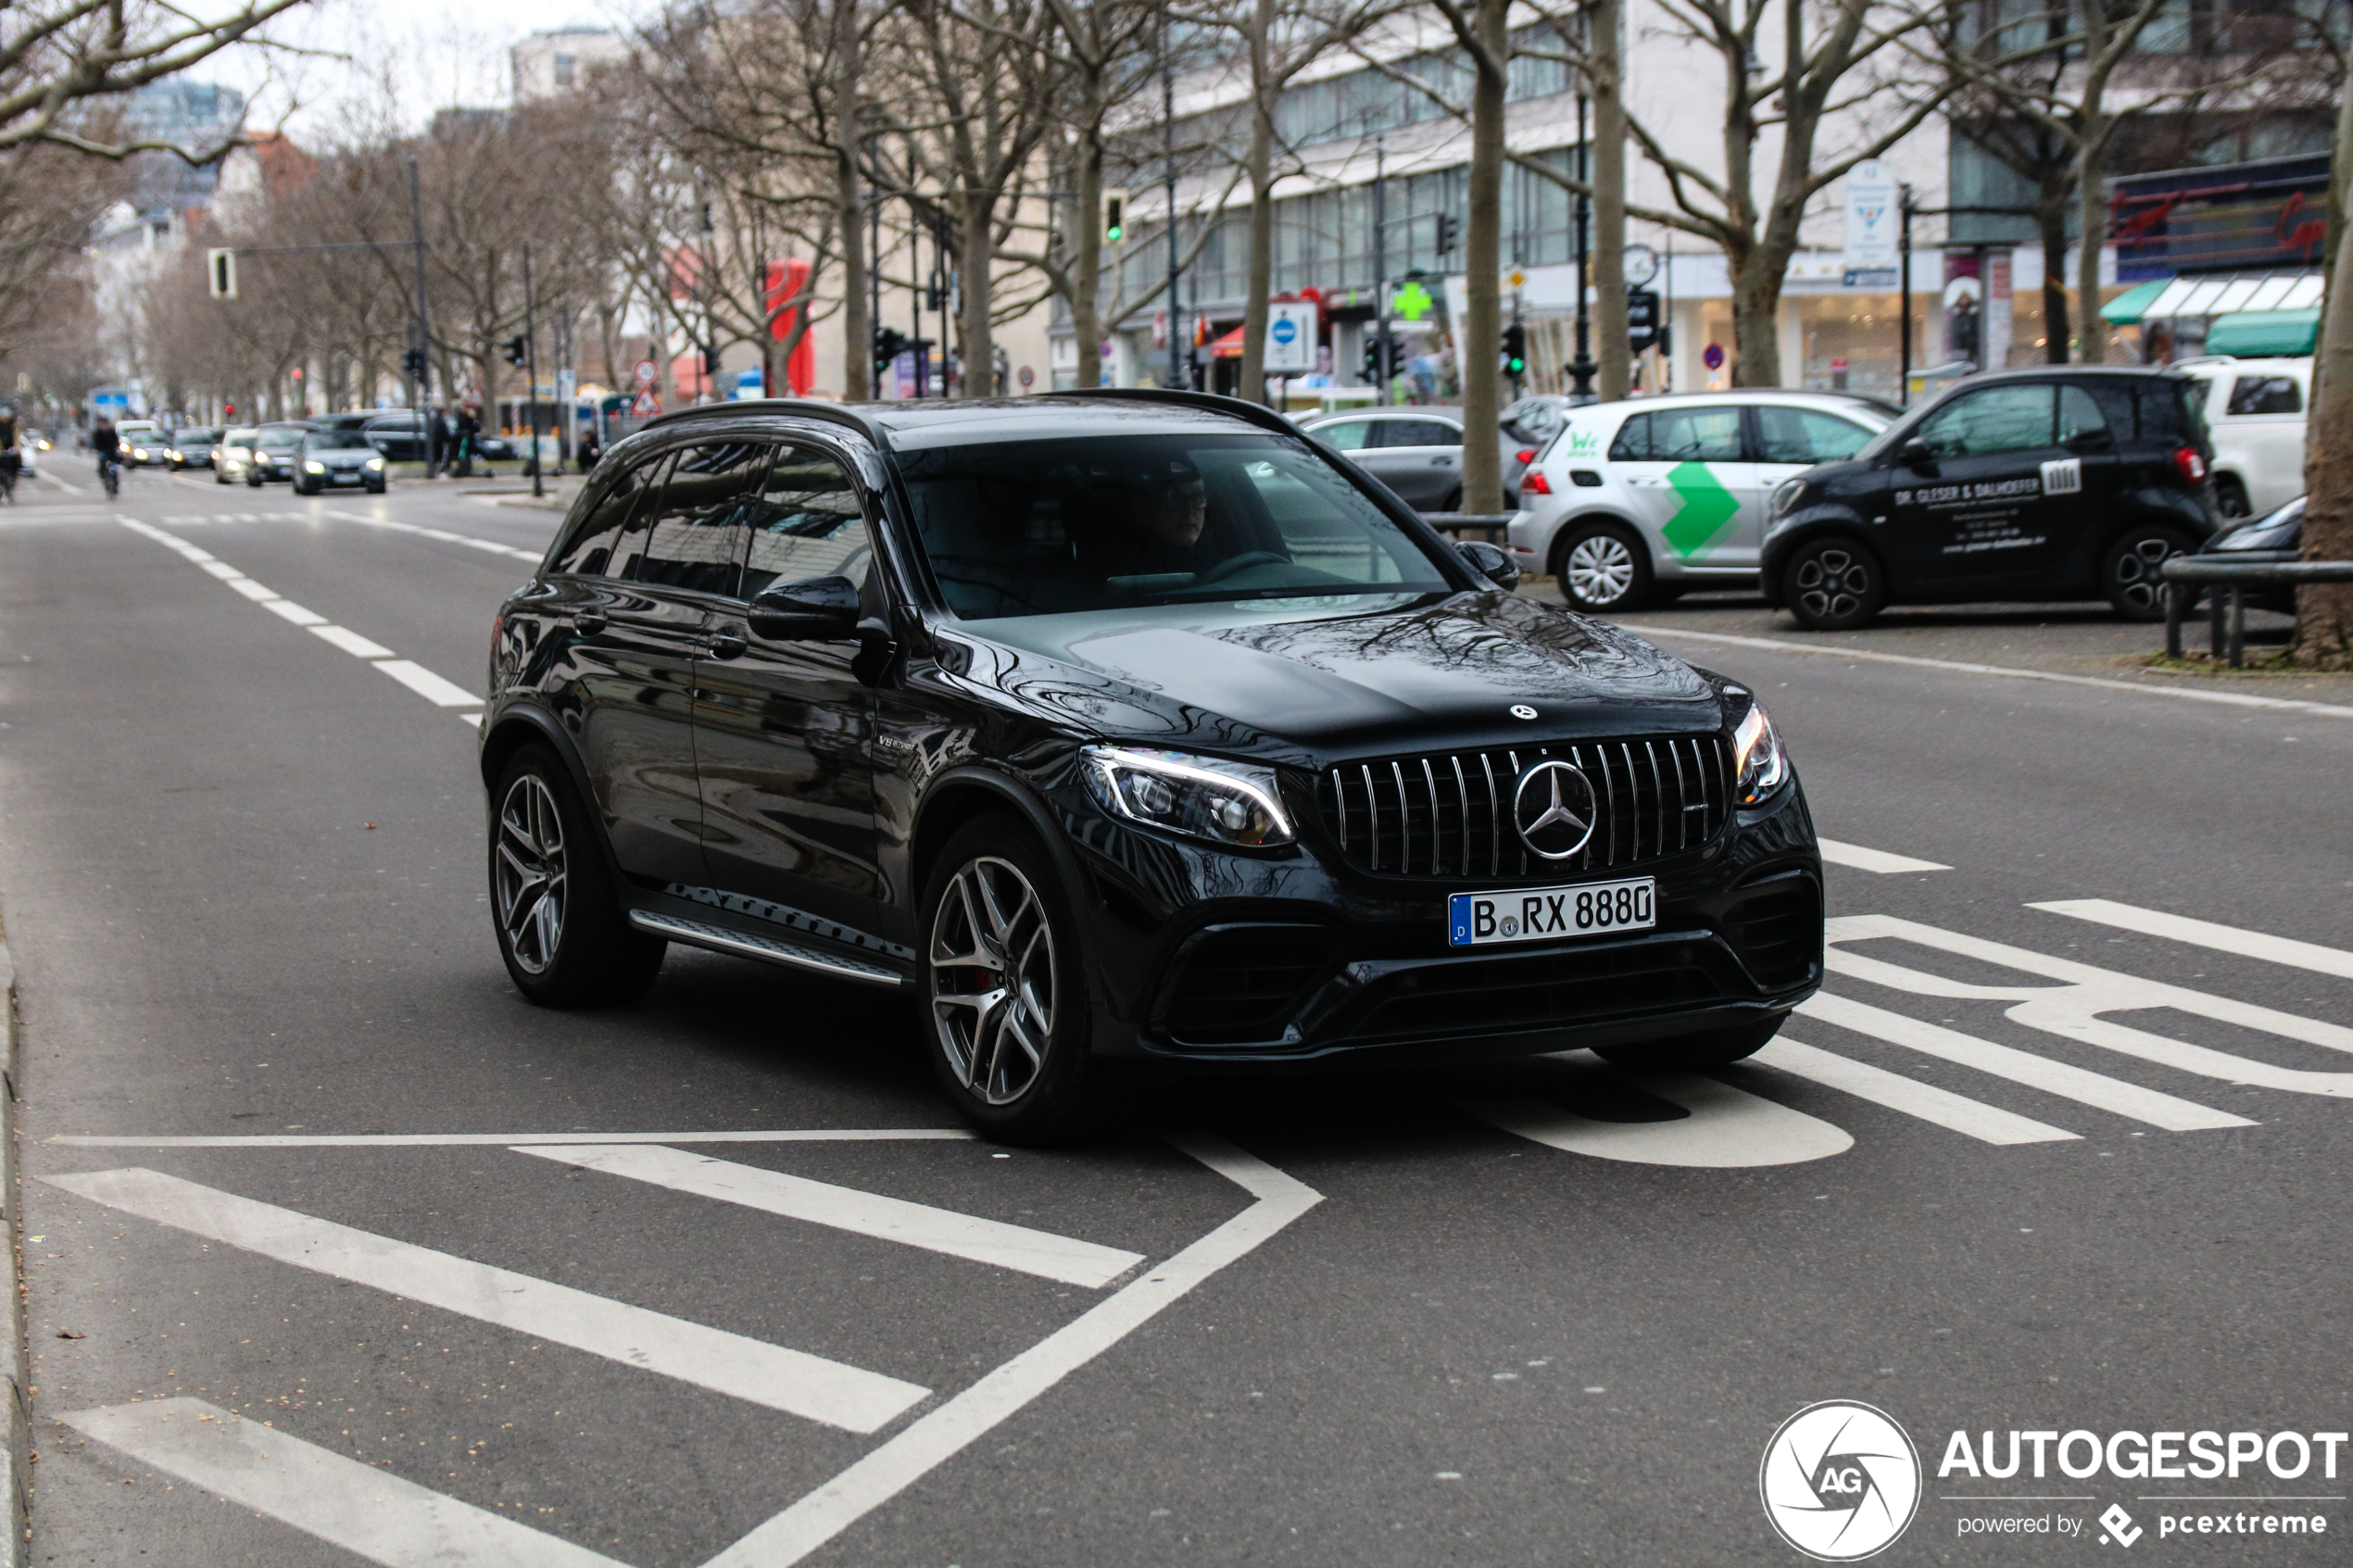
[{"left": 628, "top": 909, "right": 908, "bottom": 988}]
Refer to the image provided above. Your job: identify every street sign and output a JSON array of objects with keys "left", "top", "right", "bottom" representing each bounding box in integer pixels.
[
  {"left": 206, "top": 249, "right": 237, "bottom": 300},
  {"left": 1265, "top": 300, "right": 1317, "bottom": 373},
  {"left": 1703, "top": 343, "right": 1726, "bottom": 370},
  {"left": 1508, "top": 270, "right": 1526, "bottom": 289},
  {"left": 1017, "top": 365, "right": 1036, "bottom": 388},
  {"left": 1392, "top": 281, "right": 1435, "bottom": 321},
  {"left": 630, "top": 390, "right": 661, "bottom": 416},
  {"left": 633, "top": 359, "right": 659, "bottom": 387},
  {"left": 1627, "top": 288, "right": 1662, "bottom": 355},
  {"left": 1843, "top": 160, "right": 1898, "bottom": 271}
]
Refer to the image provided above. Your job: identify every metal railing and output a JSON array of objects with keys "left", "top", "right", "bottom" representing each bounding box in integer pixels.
[
  {"left": 1423, "top": 511, "right": 1514, "bottom": 545},
  {"left": 2160, "top": 557, "right": 2353, "bottom": 667}
]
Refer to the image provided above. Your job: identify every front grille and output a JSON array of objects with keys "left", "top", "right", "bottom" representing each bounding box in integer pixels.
[
  {"left": 1315, "top": 735, "right": 1731, "bottom": 880},
  {"left": 1162, "top": 926, "right": 1336, "bottom": 1046}
]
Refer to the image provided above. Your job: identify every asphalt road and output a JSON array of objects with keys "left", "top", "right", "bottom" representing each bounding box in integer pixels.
[{"left": 4, "top": 462, "right": 2349, "bottom": 1566}]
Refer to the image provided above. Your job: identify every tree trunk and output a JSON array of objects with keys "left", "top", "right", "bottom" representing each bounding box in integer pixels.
[
  {"left": 2293, "top": 82, "right": 2353, "bottom": 665},
  {"left": 1729, "top": 245, "right": 1783, "bottom": 386},
  {"left": 1074, "top": 130, "right": 1104, "bottom": 390},
  {"left": 1459, "top": 0, "right": 1508, "bottom": 511},
  {"left": 833, "top": 0, "right": 870, "bottom": 400},
  {"left": 2073, "top": 117, "right": 2108, "bottom": 364},
  {"left": 1239, "top": 0, "right": 1277, "bottom": 407},
  {"left": 1589, "top": 0, "right": 1630, "bottom": 401},
  {"left": 2036, "top": 193, "right": 2070, "bottom": 363},
  {"left": 959, "top": 189, "right": 999, "bottom": 397}
]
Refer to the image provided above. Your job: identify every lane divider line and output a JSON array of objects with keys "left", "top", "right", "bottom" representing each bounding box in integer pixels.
[
  {"left": 514, "top": 1144, "right": 1147, "bottom": 1288},
  {"left": 64, "top": 1398, "right": 623, "bottom": 1568},
  {"left": 1752, "top": 1036, "right": 2081, "bottom": 1144},
  {"left": 119, "top": 517, "right": 482, "bottom": 726},
  {"left": 1818, "top": 839, "right": 1950, "bottom": 874},
  {"left": 44, "top": 1167, "right": 929, "bottom": 1432},
  {"left": 322, "top": 507, "right": 545, "bottom": 563},
  {"left": 1618, "top": 621, "right": 2353, "bottom": 719},
  {"left": 50, "top": 1127, "right": 977, "bottom": 1148},
  {"left": 2031, "top": 897, "right": 2353, "bottom": 982}
]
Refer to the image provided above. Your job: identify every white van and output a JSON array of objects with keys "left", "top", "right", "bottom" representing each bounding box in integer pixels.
[{"left": 2171, "top": 355, "right": 2307, "bottom": 520}]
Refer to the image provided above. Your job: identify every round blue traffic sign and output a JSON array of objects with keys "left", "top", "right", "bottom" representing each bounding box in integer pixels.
[{"left": 1271, "top": 317, "right": 1299, "bottom": 345}]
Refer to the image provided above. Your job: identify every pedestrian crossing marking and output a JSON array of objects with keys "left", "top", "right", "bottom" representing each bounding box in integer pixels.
[
  {"left": 1755, "top": 1037, "right": 2078, "bottom": 1145},
  {"left": 1466, "top": 1071, "right": 1853, "bottom": 1166},
  {"left": 44, "top": 1167, "right": 930, "bottom": 1432},
  {"left": 2032, "top": 897, "right": 2353, "bottom": 982},
  {"left": 1818, "top": 839, "right": 1950, "bottom": 874},
  {"left": 61, "top": 1399, "right": 621, "bottom": 1568},
  {"left": 517, "top": 1144, "right": 1145, "bottom": 1287}
]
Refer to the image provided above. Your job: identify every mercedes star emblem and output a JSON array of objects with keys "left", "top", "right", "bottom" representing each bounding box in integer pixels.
[
  {"left": 1509, "top": 704, "right": 1538, "bottom": 720},
  {"left": 1512, "top": 760, "right": 1597, "bottom": 859}
]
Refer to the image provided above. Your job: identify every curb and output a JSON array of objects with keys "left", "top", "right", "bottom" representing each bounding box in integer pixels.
[{"left": 0, "top": 938, "right": 22, "bottom": 1567}]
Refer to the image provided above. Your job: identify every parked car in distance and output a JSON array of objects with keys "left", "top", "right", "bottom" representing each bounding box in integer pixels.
[
  {"left": 169, "top": 427, "right": 220, "bottom": 470},
  {"left": 1759, "top": 366, "right": 2220, "bottom": 631},
  {"left": 2171, "top": 355, "right": 2307, "bottom": 520},
  {"left": 1509, "top": 391, "right": 1895, "bottom": 612},
  {"left": 215, "top": 427, "right": 259, "bottom": 483},
  {"left": 364, "top": 411, "right": 429, "bottom": 462},
  {"left": 245, "top": 422, "right": 308, "bottom": 485},
  {"left": 479, "top": 389, "right": 1823, "bottom": 1139},
  {"left": 1299, "top": 406, "right": 1523, "bottom": 512},
  {"left": 296, "top": 427, "right": 389, "bottom": 495},
  {"left": 2188, "top": 495, "right": 2303, "bottom": 614},
  {"left": 118, "top": 420, "right": 164, "bottom": 467}
]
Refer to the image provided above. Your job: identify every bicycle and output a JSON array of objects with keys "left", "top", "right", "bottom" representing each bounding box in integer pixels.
[
  {"left": 97, "top": 454, "right": 120, "bottom": 498},
  {"left": 0, "top": 455, "right": 18, "bottom": 506}
]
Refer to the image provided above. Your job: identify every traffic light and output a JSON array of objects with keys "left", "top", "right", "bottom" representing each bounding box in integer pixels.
[
  {"left": 1434, "top": 213, "right": 1460, "bottom": 257},
  {"left": 1361, "top": 335, "right": 1404, "bottom": 383},
  {"left": 207, "top": 248, "right": 237, "bottom": 300},
  {"left": 1501, "top": 321, "right": 1527, "bottom": 378},
  {"left": 502, "top": 336, "right": 527, "bottom": 367},
  {"left": 874, "top": 326, "right": 910, "bottom": 374},
  {"left": 401, "top": 347, "right": 427, "bottom": 380},
  {"left": 1102, "top": 188, "right": 1127, "bottom": 245}
]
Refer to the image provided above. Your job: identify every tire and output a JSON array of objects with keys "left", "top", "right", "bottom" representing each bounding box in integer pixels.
[
  {"left": 2102, "top": 524, "right": 2194, "bottom": 621},
  {"left": 246, "top": 472, "right": 262, "bottom": 488},
  {"left": 2214, "top": 476, "right": 2251, "bottom": 521},
  {"left": 917, "top": 815, "right": 1099, "bottom": 1143},
  {"left": 1781, "top": 536, "right": 1886, "bottom": 631},
  {"left": 1554, "top": 521, "right": 1654, "bottom": 613},
  {"left": 489, "top": 745, "right": 665, "bottom": 1005},
  {"left": 367, "top": 481, "right": 387, "bottom": 495},
  {"left": 1597, "top": 1015, "right": 1783, "bottom": 1071}
]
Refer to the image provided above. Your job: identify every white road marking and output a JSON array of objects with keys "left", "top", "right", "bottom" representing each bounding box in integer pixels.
[
  {"left": 64, "top": 1398, "right": 620, "bottom": 1568},
  {"left": 2031, "top": 898, "right": 2353, "bottom": 982},
  {"left": 703, "top": 1135, "right": 1320, "bottom": 1568},
  {"left": 120, "top": 518, "right": 479, "bottom": 726},
  {"left": 44, "top": 1167, "right": 928, "bottom": 1432},
  {"left": 42, "top": 473, "right": 83, "bottom": 494},
  {"left": 1618, "top": 622, "right": 2353, "bottom": 719},
  {"left": 51, "top": 1127, "right": 974, "bottom": 1148},
  {"left": 517, "top": 1144, "right": 1144, "bottom": 1288},
  {"left": 1818, "top": 839, "right": 1950, "bottom": 874},
  {"left": 1466, "top": 1070, "right": 1853, "bottom": 1167},
  {"left": 324, "top": 508, "right": 545, "bottom": 563},
  {"left": 1798, "top": 992, "right": 2251, "bottom": 1132},
  {"left": 1753, "top": 1037, "right": 2080, "bottom": 1144}
]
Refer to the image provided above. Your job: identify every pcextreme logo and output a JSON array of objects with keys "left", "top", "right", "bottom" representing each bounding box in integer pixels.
[{"left": 1760, "top": 1400, "right": 1924, "bottom": 1562}]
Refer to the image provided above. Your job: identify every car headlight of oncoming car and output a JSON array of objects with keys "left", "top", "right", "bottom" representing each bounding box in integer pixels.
[
  {"left": 366, "top": 456, "right": 384, "bottom": 470},
  {"left": 1731, "top": 701, "right": 1790, "bottom": 806},
  {"left": 303, "top": 460, "right": 326, "bottom": 473},
  {"left": 1082, "top": 746, "right": 1295, "bottom": 847}
]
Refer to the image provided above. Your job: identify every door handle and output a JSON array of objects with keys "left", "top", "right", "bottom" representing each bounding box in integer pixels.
[
  {"left": 1430, "top": 456, "right": 1454, "bottom": 466},
  {"left": 704, "top": 633, "right": 748, "bottom": 660}
]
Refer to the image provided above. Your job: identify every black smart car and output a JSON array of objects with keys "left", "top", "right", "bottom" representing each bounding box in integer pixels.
[
  {"left": 1760, "top": 367, "right": 2220, "bottom": 631},
  {"left": 479, "top": 392, "right": 1823, "bottom": 1138}
]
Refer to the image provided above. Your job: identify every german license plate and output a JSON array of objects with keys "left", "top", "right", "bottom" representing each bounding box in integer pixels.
[{"left": 1447, "top": 876, "right": 1655, "bottom": 947}]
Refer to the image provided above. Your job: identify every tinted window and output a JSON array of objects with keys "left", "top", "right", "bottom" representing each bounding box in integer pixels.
[
  {"left": 305, "top": 430, "right": 372, "bottom": 450},
  {"left": 1646, "top": 407, "right": 1744, "bottom": 462},
  {"left": 1378, "top": 420, "right": 1459, "bottom": 448},
  {"left": 1315, "top": 420, "right": 1376, "bottom": 452},
  {"left": 550, "top": 452, "right": 665, "bottom": 577},
  {"left": 1754, "top": 407, "right": 1874, "bottom": 464},
  {"left": 255, "top": 427, "right": 306, "bottom": 450},
  {"left": 2057, "top": 384, "right": 2108, "bottom": 444},
  {"left": 900, "top": 433, "right": 1451, "bottom": 620},
  {"left": 2228, "top": 375, "right": 2302, "bottom": 415},
  {"left": 1916, "top": 385, "right": 2054, "bottom": 458},
  {"left": 1607, "top": 413, "right": 1650, "bottom": 461},
  {"left": 2081, "top": 382, "right": 2138, "bottom": 440},
  {"left": 741, "top": 445, "right": 872, "bottom": 600},
  {"left": 621, "top": 441, "right": 769, "bottom": 596}
]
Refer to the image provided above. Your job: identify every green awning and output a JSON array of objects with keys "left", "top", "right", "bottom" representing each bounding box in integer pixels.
[
  {"left": 2204, "top": 307, "right": 2321, "bottom": 357},
  {"left": 2100, "top": 278, "right": 2172, "bottom": 324}
]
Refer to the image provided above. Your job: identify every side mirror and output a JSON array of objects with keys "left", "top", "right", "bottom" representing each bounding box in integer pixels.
[
  {"left": 1898, "top": 437, "right": 1934, "bottom": 468},
  {"left": 749, "top": 574, "right": 862, "bottom": 641},
  {"left": 1457, "top": 538, "right": 1521, "bottom": 590}
]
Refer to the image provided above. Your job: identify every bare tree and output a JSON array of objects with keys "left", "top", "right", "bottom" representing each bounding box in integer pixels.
[{"left": 2, "top": 0, "right": 312, "bottom": 156}]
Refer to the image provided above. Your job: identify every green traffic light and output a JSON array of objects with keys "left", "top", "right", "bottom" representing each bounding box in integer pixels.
[{"left": 1107, "top": 225, "right": 1124, "bottom": 242}]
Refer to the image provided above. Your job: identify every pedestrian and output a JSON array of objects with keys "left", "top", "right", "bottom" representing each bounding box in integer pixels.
[
  {"left": 0, "top": 407, "right": 19, "bottom": 504},
  {"left": 426, "top": 407, "right": 448, "bottom": 476},
  {"left": 576, "top": 424, "right": 601, "bottom": 473},
  {"left": 455, "top": 404, "right": 480, "bottom": 478}
]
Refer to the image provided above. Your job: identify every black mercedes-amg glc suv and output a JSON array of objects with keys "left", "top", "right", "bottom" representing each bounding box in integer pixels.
[{"left": 480, "top": 390, "right": 1823, "bottom": 1138}]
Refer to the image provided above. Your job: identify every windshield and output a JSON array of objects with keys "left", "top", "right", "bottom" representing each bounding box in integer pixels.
[
  {"left": 900, "top": 433, "right": 1454, "bottom": 619},
  {"left": 181, "top": 429, "right": 219, "bottom": 445},
  {"left": 307, "top": 430, "right": 372, "bottom": 450},
  {"left": 256, "top": 428, "right": 305, "bottom": 449}
]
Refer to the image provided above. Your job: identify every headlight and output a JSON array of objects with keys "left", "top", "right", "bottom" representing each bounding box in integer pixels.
[
  {"left": 1730, "top": 700, "right": 1790, "bottom": 806},
  {"left": 132, "top": 447, "right": 147, "bottom": 459},
  {"left": 1082, "top": 745, "right": 1295, "bottom": 847},
  {"left": 303, "top": 460, "right": 326, "bottom": 473},
  {"left": 1769, "top": 476, "right": 1806, "bottom": 521},
  {"left": 366, "top": 456, "right": 384, "bottom": 470}
]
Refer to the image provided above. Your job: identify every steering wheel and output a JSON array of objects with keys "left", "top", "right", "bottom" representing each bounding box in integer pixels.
[{"left": 1192, "top": 551, "right": 1288, "bottom": 586}]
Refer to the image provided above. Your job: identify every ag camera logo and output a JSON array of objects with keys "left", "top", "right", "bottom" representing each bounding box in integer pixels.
[{"left": 1760, "top": 1400, "right": 1922, "bottom": 1561}]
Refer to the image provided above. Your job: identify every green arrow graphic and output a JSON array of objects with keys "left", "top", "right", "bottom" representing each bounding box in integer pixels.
[{"left": 1658, "top": 461, "right": 1742, "bottom": 558}]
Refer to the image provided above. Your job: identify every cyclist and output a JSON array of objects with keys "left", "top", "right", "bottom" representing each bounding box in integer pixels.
[{"left": 92, "top": 417, "right": 121, "bottom": 497}]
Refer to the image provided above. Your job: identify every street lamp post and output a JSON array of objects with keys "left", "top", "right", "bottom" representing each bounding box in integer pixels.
[
  {"left": 1374, "top": 136, "right": 1391, "bottom": 407},
  {"left": 409, "top": 157, "right": 435, "bottom": 478},
  {"left": 1898, "top": 182, "right": 1915, "bottom": 407},
  {"left": 523, "top": 241, "right": 542, "bottom": 500},
  {"left": 1569, "top": 90, "right": 1595, "bottom": 401},
  {"left": 1162, "top": 5, "right": 1184, "bottom": 392}
]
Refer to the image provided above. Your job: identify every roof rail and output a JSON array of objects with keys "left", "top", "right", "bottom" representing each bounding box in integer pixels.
[
  {"left": 1039, "top": 386, "right": 1302, "bottom": 440},
  {"left": 641, "top": 397, "right": 891, "bottom": 445}
]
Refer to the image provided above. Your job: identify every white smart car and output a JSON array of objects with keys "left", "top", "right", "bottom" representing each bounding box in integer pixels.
[
  {"left": 2170, "top": 355, "right": 2308, "bottom": 521},
  {"left": 1509, "top": 390, "right": 1896, "bottom": 611}
]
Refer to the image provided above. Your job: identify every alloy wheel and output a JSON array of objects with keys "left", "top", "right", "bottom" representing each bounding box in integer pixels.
[
  {"left": 1566, "top": 533, "right": 1636, "bottom": 607},
  {"left": 2111, "top": 535, "right": 2178, "bottom": 614},
  {"left": 495, "top": 774, "right": 568, "bottom": 974},
  {"left": 1794, "top": 548, "right": 1871, "bottom": 622},
  {"left": 929, "top": 855, "right": 1058, "bottom": 1106}
]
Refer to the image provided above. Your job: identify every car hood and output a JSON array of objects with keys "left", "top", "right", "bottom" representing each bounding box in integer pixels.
[{"left": 939, "top": 590, "right": 1724, "bottom": 765}]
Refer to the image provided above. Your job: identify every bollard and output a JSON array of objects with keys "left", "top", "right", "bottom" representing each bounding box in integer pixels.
[
  {"left": 2165, "top": 584, "right": 2184, "bottom": 659},
  {"left": 2209, "top": 584, "right": 2226, "bottom": 660},
  {"left": 2228, "top": 584, "right": 2247, "bottom": 670}
]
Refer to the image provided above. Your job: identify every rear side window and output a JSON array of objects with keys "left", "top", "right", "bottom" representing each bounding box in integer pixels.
[
  {"left": 1608, "top": 413, "right": 1650, "bottom": 461},
  {"left": 1378, "top": 420, "right": 1459, "bottom": 448},
  {"left": 1316, "top": 420, "right": 1376, "bottom": 452},
  {"left": 1754, "top": 407, "right": 1874, "bottom": 464},
  {"left": 621, "top": 440, "right": 771, "bottom": 596},
  {"left": 2227, "top": 375, "right": 2302, "bottom": 415},
  {"left": 2080, "top": 383, "right": 2139, "bottom": 440},
  {"left": 1646, "top": 407, "right": 1744, "bottom": 462},
  {"left": 550, "top": 452, "right": 664, "bottom": 576},
  {"left": 2056, "top": 385, "right": 2109, "bottom": 445}
]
